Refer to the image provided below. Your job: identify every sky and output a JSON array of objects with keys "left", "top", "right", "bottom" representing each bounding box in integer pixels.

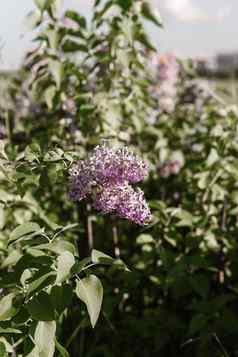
[{"left": 0, "top": 0, "right": 237, "bottom": 69}]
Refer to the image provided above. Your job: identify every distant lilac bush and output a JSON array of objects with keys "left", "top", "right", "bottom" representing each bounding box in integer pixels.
[
  {"left": 69, "top": 144, "right": 151, "bottom": 225},
  {"left": 158, "top": 53, "right": 179, "bottom": 113},
  {"left": 148, "top": 53, "right": 179, "bottom": 114}
]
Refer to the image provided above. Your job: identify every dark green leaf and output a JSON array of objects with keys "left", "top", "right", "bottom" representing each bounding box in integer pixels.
[
  {"left": 65, "top": 10, "right": 87, "bottom": 28},
  {"left": 26, "top": 291, "right": 55, "bottom": 321}
]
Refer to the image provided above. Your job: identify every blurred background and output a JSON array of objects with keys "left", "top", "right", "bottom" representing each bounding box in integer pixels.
[{"left": 0, "top": 0, "right": 237, "bottom": 102}]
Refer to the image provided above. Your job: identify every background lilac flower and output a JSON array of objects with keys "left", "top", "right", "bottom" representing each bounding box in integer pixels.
[
  {"left": 159, "top": 160, "right": 182, "bottom": 178},
  {"left": 69, "top": 144, "right": 151, "bottom": 225}
]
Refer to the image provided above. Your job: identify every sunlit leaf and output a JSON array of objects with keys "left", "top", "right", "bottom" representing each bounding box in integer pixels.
[
  {"left": 9, "top": 222, "right": 41, "bottom": 244},
  {"left": 0, "top": 294, "right": 17, "bottom": 321},
  {"left": 56, "top": 251, "right": 75, "bottom": 284},
  {"left": 34, "top": 321, "right": 56, "bottom": 357},
  {"left": 76, "top": 275, "right": 103, "bottom": 328}
]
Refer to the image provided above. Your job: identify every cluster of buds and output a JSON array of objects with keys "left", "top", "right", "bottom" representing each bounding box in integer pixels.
[
  {"left": 158, "top": 53, "right": 179, "bottom": 113},
  {"left": 69, "top": 144, "right": 152, "bottom": 225}
]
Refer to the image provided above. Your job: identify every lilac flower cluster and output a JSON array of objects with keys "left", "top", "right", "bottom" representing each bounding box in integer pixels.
[
  {"left": 69, "top": 145, "right": 152, "bottom": 225},
  {"left": 158, "top": 53, "right": 179, "bottom": 113}
]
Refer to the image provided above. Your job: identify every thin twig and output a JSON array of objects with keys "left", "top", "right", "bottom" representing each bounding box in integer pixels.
[
  {"left": 65, "top": 322, "right": 82, "bottom": 348},
  {"left": 221, "top": 198, "right": 227, "bottom": 231},
  {"left": 87, "top": 204, "right": 94, "bottom": 250},
  {"left": 112, "top": 224, "right": 120, "bottom": 258},
  {"left": 212, "top": 333, "right": 230, "bottom": 357}
]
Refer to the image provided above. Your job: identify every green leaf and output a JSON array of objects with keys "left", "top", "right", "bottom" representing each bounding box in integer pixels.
[
  {"left": 189, "top": 314, "right": 208, "bottom": 335},
  {"left": 195, "top": 171, "right": 210, "bottom": 190},
  {"left": 1, "top": 250, "right": 22, "bottom": 268},
  {"left": 91, "top": 249, "right": 114, "bottom": 265},
  {"left": 51, "top": 0, "right": 62, "bottom": 14},
  {"left": 71, "top": 257, "right": 91, "bottom": 275},
  {"left": 0, "top": 294, "right": 17, "bottom": 321},
  {"left": 0, "top": 342, "right": 6, "bottom": 357},
  {"left": 76, "top": 275, "right": 103, "bottom": 328},
  {"left": 45, "top": 85, "right": 56, "bottom": 110},
  {"left": 141, "top": 2, "right": 163, "bottom": 27},
  {"left": 27, "top": 272, "right": 56, "bottom": 296},
  {"left": 49, "top": 60, "right": 64, "bottom": 89},
  {"left": 55, "top": 339, "right": 70, "bottom": 357},
  {"left": 45, "top": 29, "right": 59, "bottom": 50},
  {"left": 44, "top": 148, "right": 64, "bottom": 162},
  {"left": 24, "top": 144, "right": 41, "bottom": 163},
  {"left": 65, "top": 10, "right": 87, "bottom": 28},
  {"left": 0, "top": 205, "right": 5, "bottom": 230},
  {"left": 136, "top": 234, "right": 155, "bottom": 245},
  {"left": 21, "top": 269, "right": 33, "bottom": 288},
  {"left": 26, "top": 291, "right": 55, "bottom": 321},
  {"left": 0, "top": 327, "right": 21, "bottom": 334},
  {"left": 52, "top": 223, "right": 78, "bottom": 240},
  {"left": 9, "top": 222, "right": 41, "bottom": 244},
  {"left": 62, "top": 40, "right": 88, "bottom": 53},
  {"left": 24, "top": 10, "right": 42, "bottom": 30},
  {"left": 0, "top": 338, "right": 13, "bottom": 354},
  {"left": 206, "top": 148, "right": 219, "bottom": 167},
  {"left": 189, "top": 275, "right": 210, "bottom": 299},
  {"left": 173, "top": 209, "right": 194, "bottom": 227},
  {"left": 34, "top": 0, "right": 53, "bottom": 11},
  {"left": 56, "top": 251, "right": 75, "bottom": 285},
  {"left": 135, "top": 29, "right": 156, "bottom": 51},
  {"left": 116, "top": 0, "right": 132, "bottom": 11},
  {"left": 50, "top": 285, "right": 73, "bottom": 315},
  {"left": 36, "top": 240, "right": 76, "bottom": 255},
  {"left": 34, "top": 321, "right": 56, "bottom": 357},
  {"left": 94, "top": 1, "right": 114, "bottom": 21}
]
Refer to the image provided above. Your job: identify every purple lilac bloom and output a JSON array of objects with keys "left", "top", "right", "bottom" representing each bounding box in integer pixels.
[
  {"left": 91, "top": 145, "right": 149, "bottom": 184},
  {"left": 93, "top": 183, "right": 152, "bottom": 225},
  {"left": 69, "top": 144, "right": 151, "bottom": 225},
  {"left": 116, "top": 185, "right": 152, "bottom": 225}
]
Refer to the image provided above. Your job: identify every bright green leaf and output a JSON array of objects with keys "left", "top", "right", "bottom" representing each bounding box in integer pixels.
[
  {"left": 56, "top": 251, "right": 75, "bottom": 285},
  {"left": 9, "top": 222, "right": 41, "bottom": 244},
  {"left": 91, "top": 249, "right": 114, "bottom": 265},
  {"left": 24, "top": 10, "right": 42, "bottom": 30},
  {"left": 27, "top": 272, "right": 56, "bottom": 296},
  {"left": 34, "top": 321, "right": 56, "bottom": 357},
  {"left": 136, "top": 234, "right": 155, "bottom": 245},
  {"left": 49, "top": 60, "right": 64, "bottom": 89},
  {"left": 0, "top": 294, "right": 17, "bottom": 321},
  {"left": 45, "top": 85, "right": 56, "bottom": 109},
  {"left": 76, "top": 275, "right": 103, "bottom": 328},
  {"left": 141, "top": 2, "right": 163, "bottom": 27}
]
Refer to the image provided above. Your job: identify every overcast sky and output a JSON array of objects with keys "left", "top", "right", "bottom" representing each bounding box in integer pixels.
[{"left": 0, "top": 0, "right": 237, "bottom": 69}]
